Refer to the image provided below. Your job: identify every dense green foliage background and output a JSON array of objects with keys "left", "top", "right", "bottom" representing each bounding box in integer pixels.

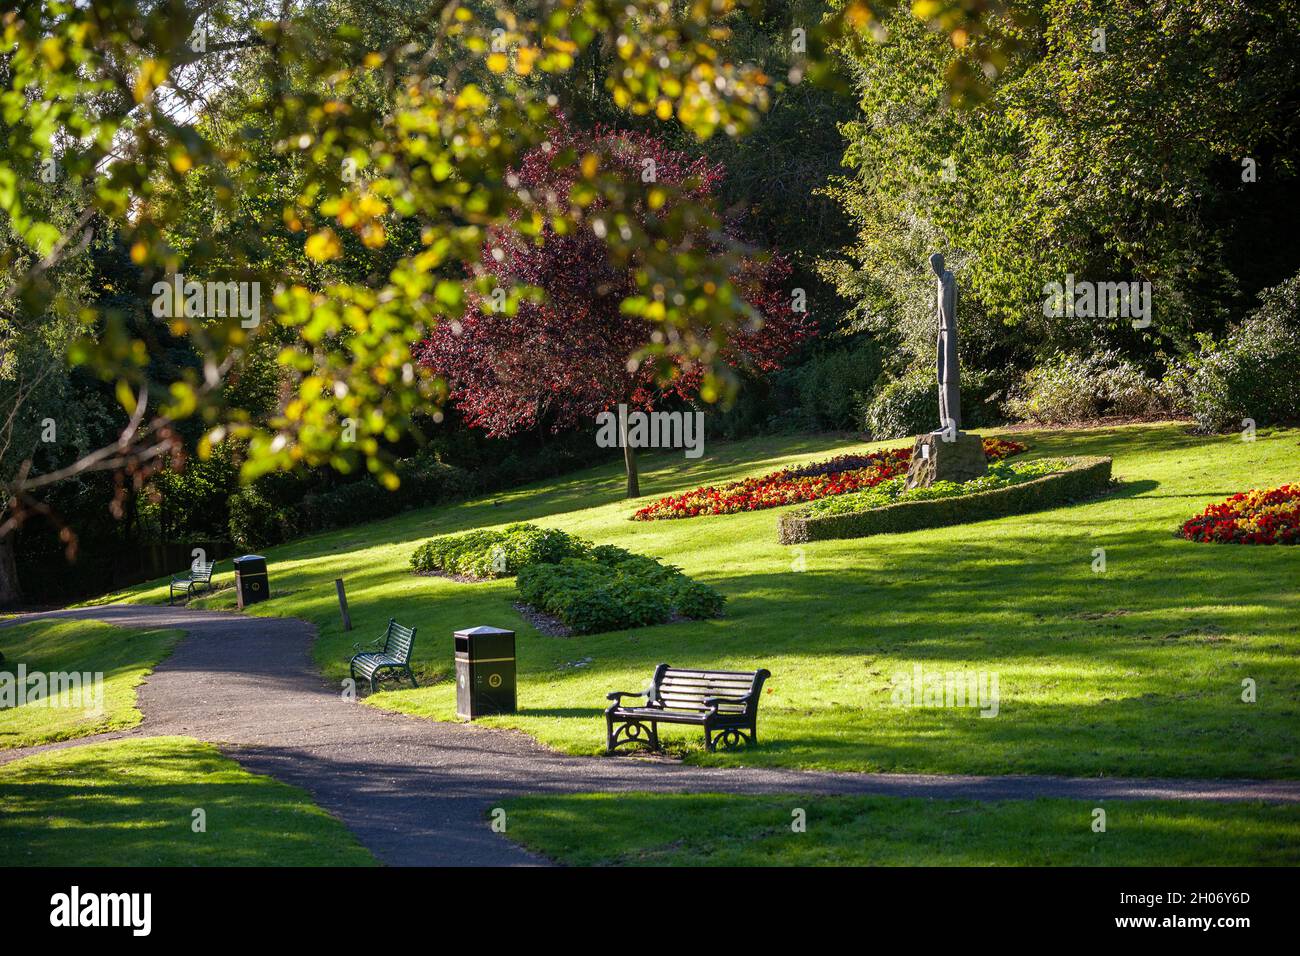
[{"left": 4, "top": 0, "right": 1298, "bottom": 605}]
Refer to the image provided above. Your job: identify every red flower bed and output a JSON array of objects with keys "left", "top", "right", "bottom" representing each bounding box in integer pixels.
[
  {"left": 632, "top": 437, "right": 1028, "bottom": 520},
  {"left": 1179, "top": 485, "right": 1300, "bottom": 545}
]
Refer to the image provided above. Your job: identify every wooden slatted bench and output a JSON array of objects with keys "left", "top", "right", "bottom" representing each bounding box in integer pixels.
[
  {"left": 169, "top": 560, "right": 217, "bottom": 605},
  {"left": 605, "top": 663, "right": 771, "bottom": 753},
  {"left": 349, "top": 618, "right": 418, "bottom": 694}
]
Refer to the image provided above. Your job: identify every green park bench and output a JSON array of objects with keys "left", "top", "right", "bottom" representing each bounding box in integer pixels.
[
  {"left": 605, "top": 664, "right": 771, "bottom": 753},
  {"left": 349, "top": 618, "right": 419, "bottom": 694},
  {"left": 169, "top": 560, "right": 218, "bottom": 605}
]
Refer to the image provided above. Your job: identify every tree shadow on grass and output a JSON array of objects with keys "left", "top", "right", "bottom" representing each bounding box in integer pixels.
[
  {"left": 720, "top": 523, "right": 1300, "bottom": 641},
  {"left": 0, "top": 740, "right": 375, "bottom": 866},
  {"left": 1011, "top": 422, "right": 1206, "bottom": 459},
  {"left": 738, "top": 691, "right": 1300, "bottom": 780},
  {"left": 495, "top": 791, "right": 1300, "bottom": 866},
  {"left": 514, "top": 706, "right": 606, "bottom": 719}
]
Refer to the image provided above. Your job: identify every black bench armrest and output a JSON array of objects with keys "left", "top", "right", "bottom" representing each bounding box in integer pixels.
[
  {"left": 606, "top": 690, "right": 649, "bottom": 702},
  {"left": 703, "top": 694, "right": 751, "bottom": 709},
  {"left": 352, "top": 636, "right": 385, "bottom": 653}
]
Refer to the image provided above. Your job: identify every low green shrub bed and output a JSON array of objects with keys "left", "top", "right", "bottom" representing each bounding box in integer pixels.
[
  {"left": 779, "top": 456, "right": 1113, "bottom": 543},
  {"left": 411, "top": 524, "right": 725, "bottom": 633},
  {"left": 518, "top": 546, "right": 725, "bottom": 634},
  {"left": 409, "top": 523, "right": 587, "bottom": 579},
  {"left": 803, "top": 458, "right": 1068, "bottom": 517}
]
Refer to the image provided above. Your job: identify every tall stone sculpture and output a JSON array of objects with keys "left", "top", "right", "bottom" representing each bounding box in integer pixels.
[
  {"left": 933, "top": 252, "right": 960, "bottom": 435},
  {"left": 905, "top": 253, "right": 988, "bottom": 489}
]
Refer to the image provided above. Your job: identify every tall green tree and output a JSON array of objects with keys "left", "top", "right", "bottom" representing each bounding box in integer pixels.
[{"left": 823, "top": 0, "right": 1300, "bottom": 374}]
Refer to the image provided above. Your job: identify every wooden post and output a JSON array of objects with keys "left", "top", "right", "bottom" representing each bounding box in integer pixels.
[{"left": 335, "top": 577, "right": 352, "bottom": 631}]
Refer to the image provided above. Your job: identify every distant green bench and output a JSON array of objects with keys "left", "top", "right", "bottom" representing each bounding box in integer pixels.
[
  {"left": 169, "top": 560, "right": 217, "bottom": 605},
  {"left": 606, "top": 664, "right": 771, "bottom": 753},
  {"left": 349, "top": 618, "right": 418, "bottom": 694}
]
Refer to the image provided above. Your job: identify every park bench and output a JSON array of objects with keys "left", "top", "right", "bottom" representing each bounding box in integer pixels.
[
  {"left": 605, "top": 663, "right": 771, "bottom": 753},
  {"left": 349, "top": 618, "right": 418, "bottom": 694},
  {"left": 169, "top": 560, "right": 217, "bottom": 605}
]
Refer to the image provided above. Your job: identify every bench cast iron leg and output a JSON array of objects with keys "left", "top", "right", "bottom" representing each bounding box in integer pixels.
[{"left": 606, "top": 718, "right": 658, "bottom": 753}]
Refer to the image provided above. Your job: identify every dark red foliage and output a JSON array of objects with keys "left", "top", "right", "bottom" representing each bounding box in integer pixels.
[{"left": 413, "top": 119, "right": 812, "bottom": 438}]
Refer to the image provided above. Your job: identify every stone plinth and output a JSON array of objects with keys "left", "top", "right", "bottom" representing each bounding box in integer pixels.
[{"left": 905, "top": 431, "right": 987, "bottom": 489}]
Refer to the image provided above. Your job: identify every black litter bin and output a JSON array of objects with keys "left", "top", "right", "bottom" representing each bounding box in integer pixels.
[
  {"left": 233, "top": 554, "right": 269, "bottom": 609},
  {"left": 454, "top": 626, "right": 516, "bottom": 719}
]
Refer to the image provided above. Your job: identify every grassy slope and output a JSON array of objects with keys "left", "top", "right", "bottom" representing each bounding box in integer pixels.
[
  {"left": 0, "top": 737, "right": 375, "bottom": 865},
  {"left": 499, "top": 792, "right": 1300, "bottom": 866},
  {"left": 0, "top": 619, "right": 181, "bottom": 749},
  {"left": 93, "top": 423, "right": 1300, "bottom": 777}
]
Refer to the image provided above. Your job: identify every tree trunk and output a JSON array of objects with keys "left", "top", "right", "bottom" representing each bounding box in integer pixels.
[
  {"left": 0, "top": 532, "right": 22, "bottom": 608},
  {"left": 621, "top": 424, "right": 640, "bottom": 499}
]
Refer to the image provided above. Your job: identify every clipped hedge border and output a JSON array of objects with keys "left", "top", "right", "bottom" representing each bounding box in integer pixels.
[{"left": 777, "top": 456, "right": 1114, "bottom": 544}]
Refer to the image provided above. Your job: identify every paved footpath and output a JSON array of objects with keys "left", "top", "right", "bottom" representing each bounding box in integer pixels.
[{"left": 4, "top": 605, "right": 1299, "bottom": 866}]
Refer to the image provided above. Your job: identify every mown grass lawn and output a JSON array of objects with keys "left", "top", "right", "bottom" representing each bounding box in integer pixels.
[
  {"left": 0, "top": 619, "right": 181, "bottom": 749},
  {"left": 0, "top": 737, "right": 374, "bottom": 866},
  {"left": 93, "top": 422, "right": 1300, "bottom": 778},
  {"left": 498, "top": 792, "right": 1300, "bottom": 866}
]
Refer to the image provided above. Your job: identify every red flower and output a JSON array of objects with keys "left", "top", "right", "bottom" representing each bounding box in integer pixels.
[
  {"left": 632, "top": 438, "right": 1027, "bottom": 520},
  {"left": 1179, "top": 484, "right": 1300, "bottom": 545}
]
